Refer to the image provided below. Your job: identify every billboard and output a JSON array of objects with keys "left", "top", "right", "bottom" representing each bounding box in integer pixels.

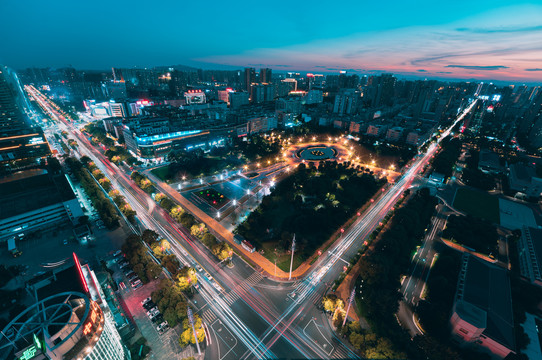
[{"left": 184, "top": 90, "right": 206, "bottom": 104}]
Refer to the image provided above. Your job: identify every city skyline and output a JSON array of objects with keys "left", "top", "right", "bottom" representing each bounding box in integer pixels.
[{"left": 1, "top": 1, "right": 542, "bottom": 83}]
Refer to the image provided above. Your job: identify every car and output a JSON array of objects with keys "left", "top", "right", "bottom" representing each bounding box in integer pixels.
[
  {"left": 143, "top": 301, "right": 156, "bottom": 310},
  {"left": 63, "top": 239, "right": 68, "bottom": 245},
  {"left": 127, "top": 273, "right": 138, "bottom": 280},
  {"left": 113, "top": 250, "right": 122, "bottom": 257},
  {"left": 211, "top": 281, "right": 222, "bottom": 292},
  {"left": 130, "top": 279, "right": 142, "bottom": 288},
  {"left": 150, "top": 313, "right": 163, "bottom": 323},
  {"left": 147, "top": 308, "right": 159, "bottom": 317},
  {"left": 141, "top": 297, "right": 152, "bottom": 306},
  {"left": 133, "top": 282, "right": 143, "bottom": 290},
  {"left": 118, "top": 281, "right": 126, "bottom": 290},
  {"left": 195, "top": 265, "right": 203, "bottom": 272},
  {"left": 156, "top": 321, "right": 169, "bottom": 332},
  {"left": 125, "top": 270, "right": 134, "bottom": 277}
]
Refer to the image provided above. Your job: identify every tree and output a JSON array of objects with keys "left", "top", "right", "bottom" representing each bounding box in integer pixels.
[
  {"left": 177, "top": 267, "right": 197, "bottom": 291},
  {"left": 180, "top": 213, "right": 196, "bottom": 229},
  {"left": 170, "top": 206, "right": 184, "bottom": 222},
  {"left": 201, "top": 233, "right": 217, "bottom": 248},
  {"left": 152, "top": 239, "right": 171, "bottom": 257},
  {"left": 322, "top": 294, "right": 344, "bottom": 313},
  {"left": 179, "top": 314, "right": 205, "bottom": 347},
  {"left": 212, "top": 242, "right": 233, "bottom": 262},
  {"left": 142, "top": 229, "right": 160, "bottom": 245},
  {"left": 146, "top": 262, "right": 162, "bottom": 280},
  {"left": 190, "top": 223, "right": 207, "bottom": 239}
]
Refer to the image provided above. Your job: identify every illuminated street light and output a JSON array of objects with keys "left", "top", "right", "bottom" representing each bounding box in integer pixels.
[
  {"left": 217, "top": 211, "right": 220, "bottom": 218},
  {"left": 233, "top": 199, "right": 237, "bottom": 206}
]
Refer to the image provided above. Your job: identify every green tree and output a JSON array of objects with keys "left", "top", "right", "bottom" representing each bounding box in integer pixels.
[
  {"left": 212, "top": 242, "right": 233, "bottom": 262},
  {"left": 146, "top": 262, "right": 162, "bottom": 280},
  {"left": 179, "top": 314, "right": 205, "bottom": 347},
  {"left": 170, "top": 206, "right": 184, "bottom": 222},
  {"left": 142, "top": 229, "right": 160, "bottom": 245},
  {"left": 201, "top": 233, "right": 217, "bottom": 248},
  {"left": 176, "top": 267, "right": 197, "bottom": 291}
]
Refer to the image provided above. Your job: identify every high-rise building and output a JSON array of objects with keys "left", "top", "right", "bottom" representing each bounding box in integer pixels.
[
  {"left": 0, "top": 66, "right": 50, "bottom": 165},
  {"left": 229, "top": 91, "right": 250, "bottom": 109},
  {"left": 333, "top": 89, "right": 360, "bottom": 115},
  {"left": 251, "top": 84, "right": 274, "bottom": 103},
  {"left": 260, "top": 68, "right": 272, "bottom": 84},
  {"left": 244, "top": 68, "right": 256, "bottom": 93},
  {"left": 0, "top": 66, "right": 28, "bottom": 136}
]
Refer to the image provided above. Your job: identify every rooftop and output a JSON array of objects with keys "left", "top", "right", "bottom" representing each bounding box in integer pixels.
[
  {"left": 456, "top": 254, "right": 516, "bottom": 351},
  {"left": 0, "top": 169, "right": 76, "bottom": 220}
]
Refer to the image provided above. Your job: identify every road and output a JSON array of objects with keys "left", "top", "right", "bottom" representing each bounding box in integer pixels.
[{"left": 25, "top": 84, "right": 477, "bottom": 359}]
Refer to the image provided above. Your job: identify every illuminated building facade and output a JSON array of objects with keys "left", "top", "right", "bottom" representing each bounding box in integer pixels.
[
  {"left": 0, "top": 254, "right": 127, "bottom": 360},
  {"left": 0, "top": 65, "right": 50, "bottom": 164}
]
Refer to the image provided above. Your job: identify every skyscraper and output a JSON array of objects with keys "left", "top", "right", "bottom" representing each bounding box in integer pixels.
[
  {"left": 0, "top": 66, "right": 27, "bottom": 136},
  {"left": 244, "top": 67, "right": 256, "bottom": 92},
  {"left": 260, "top": 68, "right": 272, "bottom": 84},
  {"left": 0, "top": 66, "right": 50, "bottom": 165}
]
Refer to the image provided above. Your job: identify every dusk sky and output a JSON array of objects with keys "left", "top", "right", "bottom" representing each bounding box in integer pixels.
[{"left": 1, "top": 0, "right": 542, "bottom": 82}]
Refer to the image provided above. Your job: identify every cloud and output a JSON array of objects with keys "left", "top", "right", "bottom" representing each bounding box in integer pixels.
[
  {"left": 417, "top": 69, "right": 427, "bottom": 72},
  {"left": 525, "top": 68, "right": 542, "bottom": 71},
  {"left": 445, "top": 65, "right": 509, "bottom": 70},
  {"left": 437, "top": 71, "right": 453, "bottom": 74},
  {"left": 456, "top": 25, "right": 542, "bottom": 34}
]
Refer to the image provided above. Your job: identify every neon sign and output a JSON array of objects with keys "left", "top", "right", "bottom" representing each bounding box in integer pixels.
[
  {"left": 73, "top": 252, "right": 89, "bottom": 293},
  {"left": 17, "top": 334, "right": 43, "bottom": 360},
  {"left": 83, "top": 308, "right": 98, "bottom": 335}
]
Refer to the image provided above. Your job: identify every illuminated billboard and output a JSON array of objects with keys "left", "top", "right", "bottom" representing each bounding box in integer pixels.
[{"left": 184, "top": 90, "right": 206, "bottom": 104}]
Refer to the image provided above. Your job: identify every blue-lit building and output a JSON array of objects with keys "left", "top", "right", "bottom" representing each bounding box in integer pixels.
[{"left": 123, "top": 123, "right": 228, "bottom": 160}]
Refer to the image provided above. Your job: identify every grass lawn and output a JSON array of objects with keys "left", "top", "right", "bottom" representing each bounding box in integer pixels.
[
  {"left": 261, "top": 242, "right": 304, "bottom": 272},
  {"left": 151, "top": 166, "right": 170, "bottom": 182},
  {"left": 453, "top": 187, "right": 500, "bottom": 223}
]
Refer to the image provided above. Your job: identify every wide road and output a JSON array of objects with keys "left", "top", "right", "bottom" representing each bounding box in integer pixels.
[{"left": 26, "top": 84, "right": 477, "bottom": 359}]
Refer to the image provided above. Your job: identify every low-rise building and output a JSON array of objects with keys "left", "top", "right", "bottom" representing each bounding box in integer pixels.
[
  {"left": 508, "top": 163, "right": 542, "bottom": 199},
  {"left": 366, "top": 124, "right": 388, "bottom": 137},
  {"left": 386, "top": 126, "right": 404, "bottom": 142},
  {"left": 0, "top": 168, "right": 84, "bottom": 240},
  {"left": 518, "top": 226, "right": 542, "bottom": 287},
  {"left": 450, "top": 254, "right": 515, "bottom": 358},
  {"left": 479, "top": 150, "right": 504, "bottom": 174}
]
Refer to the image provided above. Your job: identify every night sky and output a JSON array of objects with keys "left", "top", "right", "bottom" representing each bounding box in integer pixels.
[{"left": 1, "top": 0, "right": 541, "bottom": 82}]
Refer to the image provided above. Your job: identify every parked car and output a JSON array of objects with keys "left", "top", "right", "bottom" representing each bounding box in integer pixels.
[
  {"left": 143, "top": 301, "right": 156, "bottom": 311},
  {"left": 141, "top": 297, "right": 152, "bottom": 306},
  {"left": 156, "top": 321, "right": 169, "bottom": 332},
  {"left": 113, "top": 250, "right": 122, "bottom": 258},
  {"left": 150, "top": 313, "right": 163, "bottom": 323},
  {"left": 146, "top": 308, "right": 159, "bottom": 318},
  {"left": 130, "top": 279, "right": 142, "bottom": 288},
  {"left": 133, "top": 282, "right": 143, "bottom": 290}
]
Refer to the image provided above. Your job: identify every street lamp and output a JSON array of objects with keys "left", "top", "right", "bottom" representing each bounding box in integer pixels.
[
  {"left": 233, "top": 199, "right": 237, "bottom": 206},
  {"left": 216, "top": 211, "right": 220, "bottom": 218}
]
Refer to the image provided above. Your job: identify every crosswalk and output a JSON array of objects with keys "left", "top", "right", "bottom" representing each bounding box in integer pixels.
[
  {"left": 222, "top": 289, "right": 241, "bottom": 306},
  {"left": 332, "top": 346, "right": 351, "bottom": 359},
  {"left": 221, "top": 272, "right": 264, "bottom": 306},
  {"left": 307, "top": 290, "right": 322, "bottom": 306},
  {"left": 201, "top": 308, "right": 217, "bottom": 323},
  {"left": 245, "top": 272, "right": 263, "bottom": 285}
]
